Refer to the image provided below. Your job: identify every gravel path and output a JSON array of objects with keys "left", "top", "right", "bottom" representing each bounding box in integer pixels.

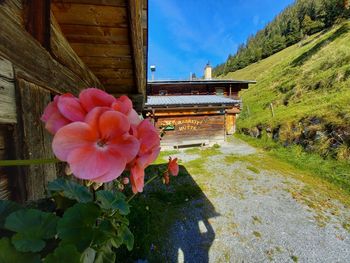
[{"left": 162, "top": 138, "right": 350, "bottom": 263}]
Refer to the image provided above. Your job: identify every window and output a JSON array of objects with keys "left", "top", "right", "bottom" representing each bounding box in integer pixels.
[{"left": 215, "top": 88, "right": 224, "bottom": 95}]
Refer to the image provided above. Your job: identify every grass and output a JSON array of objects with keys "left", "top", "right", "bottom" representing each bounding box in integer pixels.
[
  {"left": 235, "top": 134, "right": 350, "bottom": 204},
  {"left": 221, "top": 22, "right": 350, "bottom": 130}
]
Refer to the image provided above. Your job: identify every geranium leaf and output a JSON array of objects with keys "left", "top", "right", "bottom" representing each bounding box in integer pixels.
[
  {"left": 48, "top": 178, "right": 93, "bottom": 203},
  {"left": 80, "top": 247, "right": 96, "bottom": 263},
  {"left": 0, "top": 200, "right": 21, "bottom": 229},
  {"left": 57, "top": 203, "right": 100, "bottom": 251},
  {"left": 119, "top": 224, "right": 134, "bottom": 251},
  {"left": 12, "top": 232, "right": 46, "bottom": 253},
  {"left": 96, "top": 190, "right": 130, "bottom": 215},
  {"left": 44, "top": 243, "right": 80, "bottom": 263},
  {"left": 94, "top": 243, "right": 116, "bottom": 263},
  {"left": 0, "top": 200, "right": 22, "bottom": 228},
  {"left": 0, "top": 237, "right": 41, "bottom": 263},
  {"left": 5, "top": 209, "right": 58, "bottom": 253}
]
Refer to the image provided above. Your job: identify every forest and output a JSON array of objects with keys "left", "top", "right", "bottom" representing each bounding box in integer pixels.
[{"left": 213, "top": 0, "right": 350, "bottom": 76}]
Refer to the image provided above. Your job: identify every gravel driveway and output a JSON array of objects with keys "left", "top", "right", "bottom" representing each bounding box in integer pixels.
[{"left": 162, "top": 138, "right": 350, "bottom": 263}]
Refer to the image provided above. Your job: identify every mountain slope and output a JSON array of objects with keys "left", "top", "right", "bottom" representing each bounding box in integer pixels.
[{"left": 222, "top": 21, "right": 350, "bottom": 159}]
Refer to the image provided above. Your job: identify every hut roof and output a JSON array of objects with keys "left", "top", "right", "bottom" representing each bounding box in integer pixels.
[{"left": 145, "top": 95, "right": 240, "bottom": 108}]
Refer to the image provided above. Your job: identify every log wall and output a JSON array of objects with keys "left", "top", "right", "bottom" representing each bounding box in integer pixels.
[{"left": 0, "top": 0, "right": 101, "bottom": 201}]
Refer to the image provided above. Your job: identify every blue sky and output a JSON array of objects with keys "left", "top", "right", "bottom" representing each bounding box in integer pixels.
[{"left": 148, "top": 0, "right": 295, "bottom": 80}]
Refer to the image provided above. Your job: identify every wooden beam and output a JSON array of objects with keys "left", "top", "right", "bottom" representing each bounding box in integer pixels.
[
  {"left": 0, "top": 8, "right": 99, "bottom": 94},
  {"left": 50, "top": 14, "right": 102, "bottom": 88},
  {"left": 70, "top": 43, "right": 131, "bottom": 57},
  {"left": 16, "top": 79, "right": 57, "bottom": 200},
  {"left": 24, "top": 0, "right": 51, "bottom": 49},
  {"left": 128, "top": 0, "right": 146, "bottom": 102},
  {"left": 52, "top": 0, "right": 127, "bottom": 7},
  {"left": 0, "top": 57, "right": 16, "bottom": 124},
  {"left": 52, "top": 3, "right": 128, "bottom": 27},
  {"left": 81, "top": 56, "right": 133, "bottom": 69}
]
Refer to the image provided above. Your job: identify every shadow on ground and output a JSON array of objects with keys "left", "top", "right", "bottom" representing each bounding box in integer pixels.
[{"left": 116, "top": 164, "right": 219, "bottom": 262}]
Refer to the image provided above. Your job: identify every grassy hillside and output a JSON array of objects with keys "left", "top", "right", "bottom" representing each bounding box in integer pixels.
[{"left": 223, "top": 21, "right": 350, "bottom": 132}]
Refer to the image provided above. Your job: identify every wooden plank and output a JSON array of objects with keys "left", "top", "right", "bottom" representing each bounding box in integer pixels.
[
  {"left": 52, "top": 3, "right": 128, "bottom": 27},
  {"left": 103, "top": 78, "right": 134, "bottom": 85},
  {"left": 0, "top": 126, "right": 10, "bottom": 200},
  {"left": 61, "top": 25, "right": 130, "bottom": 45},
  {"left": 82, "top": 56, "right": 133, "bottom": 69},
  {"left": 70, "top": 43, "right": 131, "bottom": 57},
  {"left": 0, "top": 8, "right": 96, "bottom": 94},
  {"left": 24, "top": 0, "right": 51, "bottom": 49},
  {"left": 16, "top": 79, "right": 57, "bottom": 200},
  {"left": 0, "top": 57, "right": 16, "bottom": 124},
  {"left": 94, "top": 68, "right": 133, "bottom": 79},
  {"left": 128, "top": 0, "right": 146, "bottom": 100},
  {"left": 1, "top": 0, "right": 24, "bottom": 26},
  {"left": 52, "top": 0, "right": 127, "bottom": 7},
  {"left": 50, "top": 14, "right": 102, "bottom": 88}
]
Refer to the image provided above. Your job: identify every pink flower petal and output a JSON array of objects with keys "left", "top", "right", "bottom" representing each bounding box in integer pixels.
[
  {"left": 112, "top": 95, "right": 133, "bottom": 115},
  {"left": 57, "top": 95, "right": 86, "bottom": 122},
  {"left": 79, "top": 88, "right": 116, "bottom": 112},
  {"left": 136, "top": 147, "right": 161, "bottom": 168},
  {"left": 41, "top": 95, "right": 59, "bottom": 122},
  {"left": 168, "top": 157, "right": 179, "bottom": 176},
  {"left": 84, "top": 107, "right": 110, "bottom": 136},
  {"left": 67, "top": 146, "right": 114, "bottom": 181},
  {"left": 99, "top": 111, "right": 130, "bottom": 139},
  {"left": 92, "top": 154, "right": 127, "bottom": 183},
  {"left": 127, "top": 109, "right": 141, "bottom": 126},
  {"left": 137, "top": 119, "right": 158, "bottom": 135},
  {"left": 130, "top": 164, "right": 145, "bottom": 193},
  {"left": 52, "top": 122, "right": 98, "bottom": 161},
  {"left": 139, "top": 131, "right": 160, "bottom": 155},
  {"left": 45, "top": 112, "right": 71, "bottom": 135},
  {"left": 109, "top": 134, "right": 140, "bottom": 163}
]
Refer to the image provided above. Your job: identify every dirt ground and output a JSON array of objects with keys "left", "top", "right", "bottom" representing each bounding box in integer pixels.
[{"left": 161, "top": 138, "right": 350, "bottom": 263}]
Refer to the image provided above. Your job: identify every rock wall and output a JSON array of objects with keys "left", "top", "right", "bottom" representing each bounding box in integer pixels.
[{"left": 240, "top": 117, "right": 350, "bottom": 161}]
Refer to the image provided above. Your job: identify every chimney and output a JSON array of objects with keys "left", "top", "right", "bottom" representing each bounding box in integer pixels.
[{"left": 204, "top": 62, "right": 212, "bottom": 80}]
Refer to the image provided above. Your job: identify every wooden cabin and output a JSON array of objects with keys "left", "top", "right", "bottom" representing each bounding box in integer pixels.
[
  {"left": 144, "top": 79, "right": 256, "bottom": 148},
  {"left": 0, "top": 0, "right": 148, "bottom": 201}
]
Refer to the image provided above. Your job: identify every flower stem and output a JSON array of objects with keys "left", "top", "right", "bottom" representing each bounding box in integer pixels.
[
  {"left": 127, "top": 173, "right": 160, "bottom": 203},
  {"left": 0, "top": 158, "right": 60, "bottom": 167}
]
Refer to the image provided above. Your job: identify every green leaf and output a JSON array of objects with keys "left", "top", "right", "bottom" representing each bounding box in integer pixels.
[
  {"left": 94, "top": 243, "right": 116, "bottom": 263},
  {"left": 92, "top": 219, "right": 116, "bottom": 247},
  {"left": 96, "top": 190, "right": 130, "bottom": 215},
  {"left": 0, "top": 237, "right": 40, "bottom": 263},
  {"left": 80, "top": 247, "right": 96, "bottom": 263},
  {"left": 119, "top": 224, "right": 134, "bottom": 251},
  {"left": 57, "top": 203, "right": 100, "bottom": 251},
  {"left": 0, "top": 200, "right": 21, "bottom": 229},
  {"left": 48, "top": 178, "right": 93, "bottom": 203},
  {"left": 44, "top": 243, "right": 80, "bottom": 263},
  {"left": 5, "top": 209, "right": 58, "bottom": 252}
]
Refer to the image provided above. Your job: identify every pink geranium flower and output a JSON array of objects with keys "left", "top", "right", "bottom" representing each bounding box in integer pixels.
[
  {"left": 52, "top": 107, "right": 140, "bottom": 182},
  {"left": 41, "top": 94, "right": 86, "bottom": 135},
  {"left": 112, "top": 95, "right": 141, "bottom": 126},
  {"left": 79, "top": 88, "right": 116, "bottom": 112},
  {"left": 129, "top": 119, "right": 161, "bottom": 193},
  {"left": 168, "top": 157, "right": 179, "bottom": 176},
  {"left": 41, "top": 88, "right": 117, "bottom": 135}
]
